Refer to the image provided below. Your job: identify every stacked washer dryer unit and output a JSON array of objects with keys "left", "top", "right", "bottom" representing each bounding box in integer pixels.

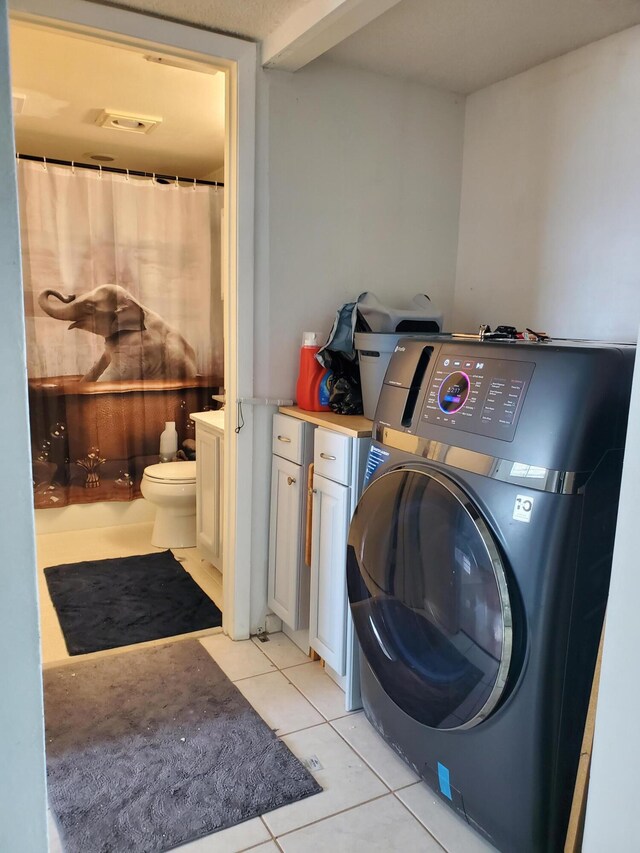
[{"left": 347, "top": 337, "right": 635, "bottom": 853}]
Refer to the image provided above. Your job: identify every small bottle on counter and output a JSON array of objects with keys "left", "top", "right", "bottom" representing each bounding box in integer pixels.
[{"left": 159, "top": 421, "right": 178, "bottom": 462}]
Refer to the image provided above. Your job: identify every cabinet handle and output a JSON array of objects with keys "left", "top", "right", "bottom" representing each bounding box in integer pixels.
[
  {"left": 277, "top": 435, "right": 292, "bottom": 443},
  {"left": 305, "top": 463, "right": 314, "bottom": 567},
  {"left": 287, "top": 476, "right": 296, "bottom": 485},
  {"left": 319, "top": 452, "right": 337, "bottom": 461}
]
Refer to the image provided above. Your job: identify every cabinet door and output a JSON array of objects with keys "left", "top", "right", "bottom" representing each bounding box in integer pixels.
[
  {"left": 309, "top": 473, "right": 349, "bottom": 675},
  {"left": 196, "top": 427, "right": 223, "bottom": 568},
  {"left": 268, "top": 455, "right": 304, "bottom": 628}
]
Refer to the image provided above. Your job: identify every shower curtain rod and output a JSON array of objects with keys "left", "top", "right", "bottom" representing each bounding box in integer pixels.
[{"left": 16, "top": 153, "right": 224, "bottom": 187}]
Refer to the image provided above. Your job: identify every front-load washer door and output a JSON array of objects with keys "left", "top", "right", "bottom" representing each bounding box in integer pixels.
[{"left": 347, "top": 467, "right": 513, "bottom": 730}]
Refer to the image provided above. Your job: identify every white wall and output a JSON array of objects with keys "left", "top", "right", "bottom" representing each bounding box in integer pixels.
[
  {"left": 454, "top": 25, "right": 640, "bottom": 341},
  {"left": 249, "top": 58, "right": 465, "bottom": 629},
  {"left": 451, "top": 30, "right": 640, "bottom": 843},
  {"left": 257, "top": 58, "right": 465, "bottom": 400},
  {"left": 0, "top": 2, "right": 48, "bottom": 850},
  {"left": 583, "top": 324, "right": 640, "bottom": 849}
]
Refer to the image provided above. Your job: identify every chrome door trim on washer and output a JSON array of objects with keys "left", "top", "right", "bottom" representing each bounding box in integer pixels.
[
  {"left": 375, "top": 426, "right": 588, "bottom": 495},
  {"left": 401, "top": 466, "right": 512, "bottom": 730},
  {"left": 349, "top": 463, "right": 514, "bottom": 730}
]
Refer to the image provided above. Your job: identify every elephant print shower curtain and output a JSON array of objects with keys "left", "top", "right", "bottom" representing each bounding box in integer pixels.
[{"left": 18, "top": 159, "right": 224, "bottom": 508}]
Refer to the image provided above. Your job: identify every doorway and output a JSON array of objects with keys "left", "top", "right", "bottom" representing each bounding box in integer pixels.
[
  {"left": 10, "top": 0, "right": 257, "bottom": 638},
  {"left": 0, "top": 2, "right": 256, "bottom": 848},
  {"left": 12, "top": 17, "right": 229, "bottom": 662}
]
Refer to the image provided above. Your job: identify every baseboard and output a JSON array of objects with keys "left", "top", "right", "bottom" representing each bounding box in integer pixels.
[{"left": 35, "top": 498, "right": 155, "bottom": 534}]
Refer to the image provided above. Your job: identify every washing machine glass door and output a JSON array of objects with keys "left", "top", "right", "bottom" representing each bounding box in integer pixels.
[{"left": 347, "top": 467, "right": 512, "bottom": 730}]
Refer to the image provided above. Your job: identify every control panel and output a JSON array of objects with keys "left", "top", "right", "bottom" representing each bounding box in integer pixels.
[{"left": 419, "top": 353, "right": 535, "bottom": 441}]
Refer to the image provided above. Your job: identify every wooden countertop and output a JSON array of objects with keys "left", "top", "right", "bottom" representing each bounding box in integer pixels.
[{"left": 279, "top": 406, "right": 373, "bottom": 438}]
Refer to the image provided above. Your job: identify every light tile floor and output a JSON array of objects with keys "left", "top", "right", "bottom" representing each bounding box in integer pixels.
[{"left": 41, "top": 524, "right": 497, "bottom": 853}]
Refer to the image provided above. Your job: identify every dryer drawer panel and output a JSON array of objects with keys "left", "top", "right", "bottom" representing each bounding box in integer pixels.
[
  {"left": 314, "top": 428, "right": 352, "bottom": 485},
  {"left": 272, "top": 413, "right": 305, "bottom": 464}
]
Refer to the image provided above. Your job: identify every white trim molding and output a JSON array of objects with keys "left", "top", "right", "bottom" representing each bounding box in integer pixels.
[{"left": 261, "top": 0, "right": 403, "bottom": 71}]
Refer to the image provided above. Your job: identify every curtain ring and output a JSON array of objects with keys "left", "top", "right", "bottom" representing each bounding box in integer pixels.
[
  {"left": 175, "top": 175, "right": 179, "bottom": 188},
  {"left": 125, "top": 168, "right": 130, "bottom": 182},
  {"left": 42, "top": 156, "right": 47, "bottom": 171},
  {"left": 193, "top": 177, "right": 197, "bottom": 191},
  {"left": 98, "top": 164, "right": 103, "bottom": 179},
  {"left": 15, "top": 152, "right": 20, "bottom": 161},
  {"left": 71, "top": 161, "right": 75, "bottom": 175},
  {"left": 215, "top": 181, "right": 219, "bottom": 194}
]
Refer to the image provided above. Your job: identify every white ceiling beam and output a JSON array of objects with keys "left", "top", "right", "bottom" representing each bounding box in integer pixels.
[{"left": 261, "top": 0, "right": 403, "bottom": 71}]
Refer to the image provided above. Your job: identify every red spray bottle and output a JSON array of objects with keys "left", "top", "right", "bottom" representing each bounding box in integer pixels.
[{"left": 296, "top": 332, "right": 333, "bottom": 412}]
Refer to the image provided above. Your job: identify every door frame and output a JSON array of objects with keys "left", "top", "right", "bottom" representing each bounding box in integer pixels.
[{"left": 9, "top": 0, "right": 257, "bottom": 639}]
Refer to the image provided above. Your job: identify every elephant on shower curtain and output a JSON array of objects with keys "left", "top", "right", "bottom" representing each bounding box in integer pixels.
[
  {"left": 19, "top": 158, "right": 223, "bottom": 508},
  {"left": 38, "top": 284, "right": 198, "bottom": 381}
]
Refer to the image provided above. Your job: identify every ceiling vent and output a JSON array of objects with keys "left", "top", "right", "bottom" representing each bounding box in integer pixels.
[
  {"left": 85, "top": 153, "right": 116, "bottom": 162},
  {"left": 96, "top": 110, "right": 161, "bottom": 134},
  {"left": 12, "top": 92, "right": 26, "bottom": 115}
]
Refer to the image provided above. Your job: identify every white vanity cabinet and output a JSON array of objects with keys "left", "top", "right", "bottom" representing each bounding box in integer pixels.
[
  {"left": 308, "top": 469, "right": 350, "bottom": 672},
  {"left": 309, "top": 427, "right": 370, "bottom": 679},
  {"left": 268, "top": 414, "right": 315, "bottom": 629},
  {"left": 190, "top": 410, "right": 225, "bottom": 570},
  {"left": 269, "top": 406, "right": 372, "bottom": 711}
]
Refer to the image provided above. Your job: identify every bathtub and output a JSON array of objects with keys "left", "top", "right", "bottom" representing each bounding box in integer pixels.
[{"left": 28, "top": 375, "right": 222, "bottom": 509}]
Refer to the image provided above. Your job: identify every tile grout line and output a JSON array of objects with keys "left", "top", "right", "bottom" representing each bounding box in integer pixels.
[
  {"left": 230, "top": 673, "right": 327, "bottom": 737},
  {"left": 274, "top": 719, "right": 329, "bottom": 738},
  {"left": 279, "top": 670, "right": 333, "bottom": 719},
  {"left": 394, "top": 780, "right": 422, "bottom": 793},
  {"left": 268, "top": 791, "right": 393, "bottom": 842},
  {"left": 255, "top": 813, "right": 287, "bottom": 853},
  {"left": 326, "top": 716, "right": 399, "bottom": 795},
  {"left": 249, "top": 641, "right": 316, "bottom": 673},
  {"left": 229, "top": 668, "right": 280, "bottom": 683},
  {"left": 278, "top": 659, "right": 319, "bottom": 672},
  {"left": 391, "top": 788, "right": 449, "bottom": 852},
  {"left": 248, "top": 636, "right": 316, "bottom": 673},
  {"left": 277, "top": 662, "right": 355, "bottom": 725},
  {"left": 257, "top": 814, "right": 279, "bottom": 850},
  {"left": 226, "top": 647, "right": 342, "bottom": 726}
]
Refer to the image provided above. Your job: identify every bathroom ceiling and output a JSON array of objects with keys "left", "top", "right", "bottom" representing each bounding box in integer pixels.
[
  {"left": 10, "top": 22, "right": 225, "bottom": 179},
  {"left": 95, "top": 0, "right": 640, "bottom": 94}
]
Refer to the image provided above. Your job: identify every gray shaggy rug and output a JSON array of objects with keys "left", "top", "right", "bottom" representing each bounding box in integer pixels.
[{"left": 44, "top": 639, "right": 321, "bottom": 853}]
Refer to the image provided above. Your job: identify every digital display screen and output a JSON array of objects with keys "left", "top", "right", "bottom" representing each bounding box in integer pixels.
[
  {"left": 438, "top": 371, "right": 470, "bottom": 413},
  {"left": 420, "top": 353, "right": 534, "bottom": 441}
]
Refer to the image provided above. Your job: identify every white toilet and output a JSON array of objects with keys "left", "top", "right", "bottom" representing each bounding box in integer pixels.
[{"left": 140, "top": 461, "right": 197, "bottom": 549}]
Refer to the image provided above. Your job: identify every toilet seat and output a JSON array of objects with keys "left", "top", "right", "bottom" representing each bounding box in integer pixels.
[{"left": 143, "top": 461, "right": 196, "bottom": 483}]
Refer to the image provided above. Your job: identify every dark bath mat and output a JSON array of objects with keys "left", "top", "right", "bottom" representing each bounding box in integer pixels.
[
  {"left": 44, "top": 550, "right": 222, "bottom": 655},
  {"left": 44, "top": 640, "right": 322, "bottom": 853}
]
